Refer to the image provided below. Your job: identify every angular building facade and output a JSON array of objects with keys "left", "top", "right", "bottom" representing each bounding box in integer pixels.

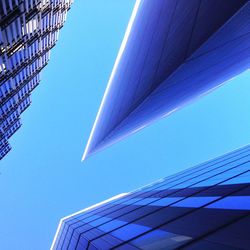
[
  {"left": 52, "top": 145, "right": 250, "bottom": 250},
  {"left": 83, "top": 0, "right": 250, "bottom": 160},
  {"left": 0, "top": 0, "right": 73, "bottom": 160}
]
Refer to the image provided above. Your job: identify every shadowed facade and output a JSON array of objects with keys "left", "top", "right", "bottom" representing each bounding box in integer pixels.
[
  {"left": 83, "top": 0, "right": 250, "bottom": 160},
  {"left": 53, "top": 145, "right": 250, "bottom": 249}
]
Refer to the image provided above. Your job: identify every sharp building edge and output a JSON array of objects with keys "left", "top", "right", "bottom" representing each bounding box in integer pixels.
[
  {"left": 83, "top": 0, "right": 250, "bottom": 160},
  {"left": 53, "top": 145, "right": 250, "bottom": 249},
  {"left": 0, "top": 0, "right": 73, "bottom": 160}
]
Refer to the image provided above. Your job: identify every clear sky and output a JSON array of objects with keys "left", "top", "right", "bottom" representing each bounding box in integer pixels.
[{"left": 0, "top": 1, "right": 250, "bottom": 249}]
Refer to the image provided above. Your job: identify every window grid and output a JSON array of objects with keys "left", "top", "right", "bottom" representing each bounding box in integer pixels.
[{"left": 0, "top": 0, "right": 72, "bottom": 159}]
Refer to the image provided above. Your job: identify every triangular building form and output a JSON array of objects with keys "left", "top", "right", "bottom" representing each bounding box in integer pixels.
[{"left": 83, "top": 0, "right": 250, "bottom": 160}]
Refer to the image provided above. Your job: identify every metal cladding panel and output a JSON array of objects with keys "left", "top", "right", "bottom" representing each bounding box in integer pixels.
[
  {"left": 83, "top": 0, "right": 250, "bottom": 159},
  {"left": 53, "top": 145, "right": 250, "bottom": 249}
]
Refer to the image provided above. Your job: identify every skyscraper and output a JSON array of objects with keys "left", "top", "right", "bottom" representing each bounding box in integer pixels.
[
  {"left": 52, "top": 145, "right": 250, "bottom": 249},
  {"left": 83, "top": 0, "right": 250, "bottom": 160},
  {"left": 0, "top": 0, "right": 73, "bottom": 160}
]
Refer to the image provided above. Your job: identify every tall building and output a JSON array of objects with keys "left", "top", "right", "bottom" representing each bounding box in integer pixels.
[
  {"left": 0, "top": 0, "right": 73, "bottom": 160},
  {"left": 83, "top": 0, "right": 250, "bottom": 160},
  {"left": 52, "top": 145, "right": 250, "bottom": 249}
]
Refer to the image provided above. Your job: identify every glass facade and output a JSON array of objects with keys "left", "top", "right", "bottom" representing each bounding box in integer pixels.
[
  {"left": 83, "top": 0, "right": 250, "bottom": 160},
  {"left": 52, "top": 145, "right": 250, "bottom": 249},
  {"left": 0, "top": 0, "right": 73, "bottom": 160}
]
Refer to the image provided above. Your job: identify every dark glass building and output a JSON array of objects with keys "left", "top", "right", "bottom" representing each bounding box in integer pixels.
[
  {"left": 0, "top": 0, "right": 73, "bottom": 160},
  {"left": 83, "top": 0, "right": 250, "bottom": 160},
  {"left": 52, "top": 145, "right": 250, "bottom": 249}
]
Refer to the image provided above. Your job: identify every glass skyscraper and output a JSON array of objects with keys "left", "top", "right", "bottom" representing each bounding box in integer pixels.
[
  {"left": 52, "top": 145, "right": 250, "bottom": 249},
  {"left": 83, "top": 0, "right": 250, "bottom": 160},
  {"left": 0, "top": 0, "right": 73, "bottom": 160}
]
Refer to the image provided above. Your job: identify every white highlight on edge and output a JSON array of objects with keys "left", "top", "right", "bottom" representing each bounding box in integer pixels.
[
  {"left": 50, "top": 193, "right": 128, "bottom": 249},
  {"left": 82, "top": 0, "right": 143, "bottom": 161}
]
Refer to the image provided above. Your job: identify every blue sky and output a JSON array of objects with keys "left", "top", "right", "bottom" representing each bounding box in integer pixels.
[{"left": 0, "top": 1, "right": 250, "bottom": 249}]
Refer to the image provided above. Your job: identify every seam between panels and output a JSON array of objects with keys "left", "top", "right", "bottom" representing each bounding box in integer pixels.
[
  {"left": 98, "top": 0, "right": 171, "bottom": 145},
  {"left": 178, "top": 214, "right": 250, "bottom": 250},
  {"left": 111, "top": 182, "right": 250, "bottom": 249},
  {"left": 86, "top": 164, "right": 250, "bottom": 247},
  {"left": 95, "top": 3, "right": 250, "bottom": 146},
  {"left": 63, "top": 152, "right": 250, "bottom": 240},
  {"left": 66, "top": 152, "right": 250, "bottom": 234}
]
